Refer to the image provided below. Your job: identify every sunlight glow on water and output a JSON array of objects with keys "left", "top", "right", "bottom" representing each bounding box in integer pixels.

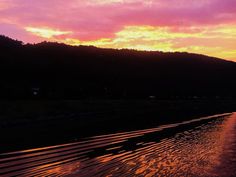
[{"left": 0, "top": 113, "right": 235, "bottom": 177}]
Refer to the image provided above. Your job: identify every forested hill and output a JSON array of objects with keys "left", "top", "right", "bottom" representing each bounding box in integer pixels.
[{"left": 0, "top": 35, "right": 235, "bottom": 99}]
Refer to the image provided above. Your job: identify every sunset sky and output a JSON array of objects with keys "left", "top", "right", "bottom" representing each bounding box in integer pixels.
[{"left": 0, "top": 0, "right": 236, "bottom": 61}]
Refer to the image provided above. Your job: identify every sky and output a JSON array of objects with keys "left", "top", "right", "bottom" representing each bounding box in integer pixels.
[{"left": 0, "top": 0, "right": 236, "bottom": 61}]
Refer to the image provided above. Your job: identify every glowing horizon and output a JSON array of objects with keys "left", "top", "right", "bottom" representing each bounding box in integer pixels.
[{"left": 0, "top": 0, "right": 236, "bottom": 61}]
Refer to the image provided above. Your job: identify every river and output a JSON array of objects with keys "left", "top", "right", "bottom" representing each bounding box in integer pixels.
[{"left": 0, "top": 113, "right": 235, "bottom": 177}]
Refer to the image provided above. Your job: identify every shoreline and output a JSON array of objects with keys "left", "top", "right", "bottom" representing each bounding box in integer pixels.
[{"left": 0, "top": 99, "right": 235, "bottom": 153}]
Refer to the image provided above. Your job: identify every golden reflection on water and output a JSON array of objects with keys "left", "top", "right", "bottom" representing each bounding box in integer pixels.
[
  {"left": 73, "top": 114, "right": 236, "bottom": 177},
  {"left": 92, "top": 123, "right": 223, "bottom": 177},
  {"left": 0, "top": 113, "right": 235, "bottom": 177}
]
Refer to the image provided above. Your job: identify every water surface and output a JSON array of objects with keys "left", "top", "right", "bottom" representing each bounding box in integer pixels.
[{"left": 0, "top": 113, "right": 235, "bottom": 177}]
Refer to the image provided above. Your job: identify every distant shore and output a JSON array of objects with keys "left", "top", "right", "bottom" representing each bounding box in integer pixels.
[{"left": 0, "top": 99, "right": 235, "bottom": 153}]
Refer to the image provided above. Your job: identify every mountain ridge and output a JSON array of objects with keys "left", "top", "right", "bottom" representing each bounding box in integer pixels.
[
  {"left": 0, "top": 35, "right": 235, "bottom": 99},
  {"left": 1, "top": 35, "right": 234, "bottom": 63}
]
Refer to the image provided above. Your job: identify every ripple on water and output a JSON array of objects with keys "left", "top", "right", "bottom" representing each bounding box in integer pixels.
[{"left": 0, "top": 113, "right": 235, "bottom": 177}]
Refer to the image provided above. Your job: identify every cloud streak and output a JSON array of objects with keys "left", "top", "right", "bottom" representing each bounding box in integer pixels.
[{"left": 0, "top": 0, "right": 236, "bottom": 61}]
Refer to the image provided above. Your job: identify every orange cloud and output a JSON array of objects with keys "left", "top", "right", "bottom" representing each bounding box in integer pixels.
[
  {"left": 49, "top": 25, "right": 235, "bottom": 61},
  {"left": 1, "top": 0, "right": 236, "bottom": 61}
]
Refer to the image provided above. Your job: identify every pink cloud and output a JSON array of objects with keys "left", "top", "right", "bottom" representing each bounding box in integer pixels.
[{"left": 0, "top": 0, "right": 236, "bottom": 41}]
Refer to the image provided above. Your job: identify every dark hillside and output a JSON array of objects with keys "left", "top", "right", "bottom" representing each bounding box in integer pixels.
[{"left": 0, "top": 35, "right": 235, "bottom": 99}]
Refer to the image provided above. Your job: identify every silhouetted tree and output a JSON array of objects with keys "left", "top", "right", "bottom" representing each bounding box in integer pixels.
[
  {"left": 0, "top": 35, "right": 23, "bottom": 49},
  {"left": 0, "top": 35, "right": 235, "bottom": 99}
]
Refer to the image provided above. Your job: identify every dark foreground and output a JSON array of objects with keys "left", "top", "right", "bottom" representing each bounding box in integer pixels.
[
  {"left": 0, "top": 113, "right": 236, "bottom": 176},
  {"left": 0, "top": 99, "right": 235, "bottom": 152},
  {"left": 0, "top": 99, "right": 236, "bottom": 153}
]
